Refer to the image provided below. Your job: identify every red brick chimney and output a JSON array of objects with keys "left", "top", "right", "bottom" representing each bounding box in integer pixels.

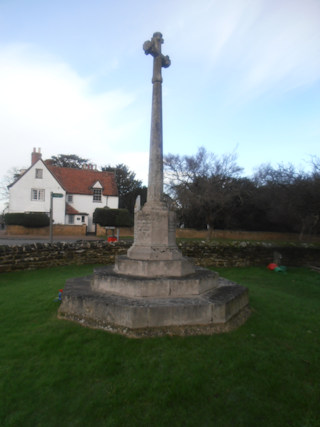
[{"left": 31, "top": 147, "right": 42, "bottom": 165}]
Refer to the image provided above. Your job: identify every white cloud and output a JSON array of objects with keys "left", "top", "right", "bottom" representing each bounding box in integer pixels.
[
  {"left": 0, "top": 43, "right": 142, "bottom": 184},
  {"left": 238, "top": 0, "right": 320, "bottom": 97},
  {"left": 115, "top": 151, "right": 149, "bottom": 185},
  {"left": 165, "top": 0, "right": 320, "bottom": 100}
]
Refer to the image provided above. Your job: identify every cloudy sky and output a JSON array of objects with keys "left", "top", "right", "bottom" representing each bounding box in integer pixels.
[{"left": 1, "top": 0, "right": 319, "bottom": 210}]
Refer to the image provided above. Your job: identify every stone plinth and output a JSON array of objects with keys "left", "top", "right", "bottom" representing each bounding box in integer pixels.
[
  {"left": 116, "top": 202, "right": 195, "bottom": 277},
  {"left": 58, "top": 275, "right": 250, "bottom": 337},
  {"left": 114, "top": 255, "right": 195, "bottom": 278},
  {"left": 92, "top": 266, "right": 219, "bottom": 297},
  {"left": 129, "top": 203, "right": 177, "bottom": 255}
]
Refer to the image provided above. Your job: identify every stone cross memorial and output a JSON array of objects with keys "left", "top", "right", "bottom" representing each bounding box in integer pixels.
[
  {"left": 117, "top": 32, "right": 195, "bottom": 277},
  {"left": 58, "top": 32, "right": 250, "bottom": 337}
]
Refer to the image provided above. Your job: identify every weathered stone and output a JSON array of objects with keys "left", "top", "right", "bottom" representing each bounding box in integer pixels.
[
  {"left": 117, "top": 34, "right": 194, "bottom": 278},
  {"left": 0, "top": 240, "right": 319, "bottom": 273},
  {"left": 114, "top": 255, "right": 195, "bottom": 278},
  {"left": 92, "top": 265, "right": 219, "bottom": 297},
  {"left": 58, "top": 275, "right": 250, "bottom": 336},
  {"left": 57, "top": 32, "right": 250, "bottom": 336}
]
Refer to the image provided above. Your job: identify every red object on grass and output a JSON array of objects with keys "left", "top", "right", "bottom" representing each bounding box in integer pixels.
[
  {"left": 107, "top": 237, "right": 117, "bottom": 242},
  {"left": 267, "top": 263, "right": 278, "bottom": 270}
]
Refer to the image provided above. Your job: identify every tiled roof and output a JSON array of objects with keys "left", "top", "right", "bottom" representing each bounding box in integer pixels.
[
  {"left": 66, "top": 203, "right": 81, "bottom": 215},
  {"left": 47, "top": 165, "right": 118, "bottom": 196}
]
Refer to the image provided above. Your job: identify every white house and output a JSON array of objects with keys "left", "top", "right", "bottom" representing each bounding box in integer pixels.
[{"left": 8, "top": 148, "right": 119, "bottom": 233}]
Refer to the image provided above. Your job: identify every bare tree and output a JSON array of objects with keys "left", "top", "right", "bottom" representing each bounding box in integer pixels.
[
  {"left": 253, "top": 163, "right": 320, "bottom": 238},
  {"left": 164, "top": 147, "right": 243, "bottom": 235},
  {"left": 309, "top": 155, "right": 320, "bottom": 176},
  {"left": 0, "top": 167, "right": 25, "bottom": 212}
]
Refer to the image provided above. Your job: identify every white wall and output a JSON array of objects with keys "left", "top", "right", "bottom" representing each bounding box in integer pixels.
[
  {"left": 66, "top": 195, "right": 119, "bottom": 232},
  {"left": 8, "top": 160, "right": 66, "bottom": 224},
  {"left": 107, "top": 196, "right": 119, "bottom": 209},
  {"left": 9, "top": 159, "right": 119, "bottom": 231}
]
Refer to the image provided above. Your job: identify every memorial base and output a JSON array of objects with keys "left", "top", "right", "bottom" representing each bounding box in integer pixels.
[{"left": 58, "top": 269, "right": 250, "bottom": 338}]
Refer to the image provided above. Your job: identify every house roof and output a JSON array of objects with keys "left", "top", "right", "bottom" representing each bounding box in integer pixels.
[
  {"left": 65, "top": 203, "right": 88, "bottom": 215},
  {"left": 46, "top": 165, "right": 118, "bottom": 196},
  {"left": 66, "top": 203, "right": 80, "bottom": 215}
]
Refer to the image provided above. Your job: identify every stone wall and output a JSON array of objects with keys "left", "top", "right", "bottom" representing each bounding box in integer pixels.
[
  {"left": 176, "top": 229, "right": 320, "bottom": 242},
  {"left": 105, "top": 228, "right": 320, "bottom": 242},
  {"left": 179, "top": 241, "right": 320, "bottom": 268},
  {"left": 6, "top": 224, "right": 320, "bottom": 243},
  {"left": 6, "top": 224, "right": 87, "bottom": 236},
  {"left": 0, "top": 240, "right": 319, "bottom": 273},
  {"left": 0, "top": 241, "right": 129, "bottom": 273}
]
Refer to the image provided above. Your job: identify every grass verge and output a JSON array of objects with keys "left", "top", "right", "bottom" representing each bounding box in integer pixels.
[{"left": 0, "top": 265, "right": 319, "bottom": 427}]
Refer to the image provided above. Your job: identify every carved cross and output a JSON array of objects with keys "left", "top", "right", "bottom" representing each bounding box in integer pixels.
[{"left": 143, "top": 32, "right": 171, "bottom": 83}]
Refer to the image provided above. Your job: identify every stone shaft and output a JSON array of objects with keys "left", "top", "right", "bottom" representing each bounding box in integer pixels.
[
  {"left": 143, "top": 32, "right": 171, "bottom": 205},
  {"left": 148, "top": 80, "right": 163, "bottom": 203},
  {"left": 115, "top": 32, "right": 194, "bottom": 277}
]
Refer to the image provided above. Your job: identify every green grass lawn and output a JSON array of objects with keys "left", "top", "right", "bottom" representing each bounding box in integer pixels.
[{"left": 0, "top": 265, "right": 319, "bottom": 427}]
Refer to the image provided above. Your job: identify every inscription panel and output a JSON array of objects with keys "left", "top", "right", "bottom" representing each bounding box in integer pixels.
[{"left": 134, "top": 209, "right": 152, "bottom": 245}]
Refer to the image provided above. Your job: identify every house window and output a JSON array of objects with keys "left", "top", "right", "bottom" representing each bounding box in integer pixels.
[
  {"left": 35, "top": 169, "right": 43, "bottom": 179},
  {"left": 67, "top": 194, "right": 73, "bottom": 203},
  {"left": 31, "top": 189, "right": 45, "bottom": 201},
  {"left": 68, "top": 215, "right": 74, "bottom": 224},
  {"left": 93, "top": 189, "right": 102, "bottom": 202}
]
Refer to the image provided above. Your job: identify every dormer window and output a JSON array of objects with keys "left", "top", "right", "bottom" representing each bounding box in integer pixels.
[
  {"left": 67, "top": 194, "right": 73, "bottom": 203},
  {"left": 93, "top": 189, "right": 102, "bottom": 202},
  {"left": 35, "top": 168, "right": 43, "bottom": 179}
]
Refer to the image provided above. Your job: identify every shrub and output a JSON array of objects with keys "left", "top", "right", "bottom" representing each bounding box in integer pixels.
[
  {"left": 4, "top": 212, "right": 50, "bottom": 228},
  {"left": 93, "top": 208, "right": 133, "bottom": 227},
  {"left": 115, "top": 209, "right": 133, "bottom": 227}
]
